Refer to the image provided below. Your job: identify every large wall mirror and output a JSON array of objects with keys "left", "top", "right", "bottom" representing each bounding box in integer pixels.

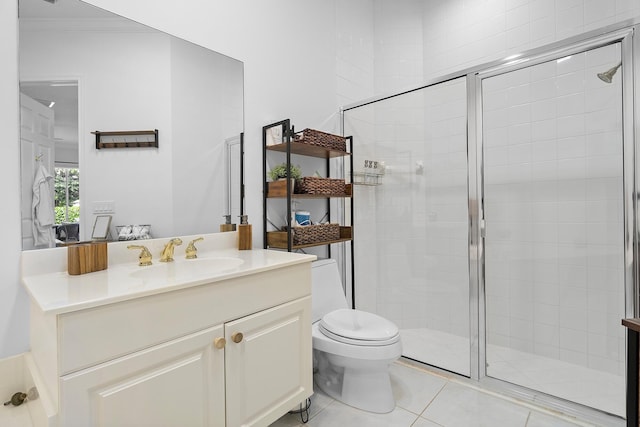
[{"left": 19, "top": 0, "right": 244, "bottom": 249}]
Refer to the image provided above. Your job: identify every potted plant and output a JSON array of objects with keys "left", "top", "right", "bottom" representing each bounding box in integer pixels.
[
  {"left": 268, "top": 163, "right": 302, "bottom": 181},
  {"left": 267, "top": 163, "right": 302, "bottom": 196}
]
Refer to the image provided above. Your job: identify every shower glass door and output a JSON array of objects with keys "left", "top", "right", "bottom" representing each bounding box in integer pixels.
[
  {"left": 343, "top": 77, "right": 470, "bottom": 375},
  {"left": 481, "top": 42, "right": 626, "bottom": 416}
]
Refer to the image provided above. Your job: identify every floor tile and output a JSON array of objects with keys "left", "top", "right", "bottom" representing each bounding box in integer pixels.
[
  {"left": 270, "top": 389, "right": 334, "bottom": 427},
  {"left": 306, "top": 399, "right": 419, "bottom": 427},
  {"left": 421, "top": 382, "right": 530, "bottom": 427},
  {"left": 411, "top": 417, "right": 444, "bottom": 427},
  {"left": 390, "top": 362, "right": 447, "bottom": 414},
  {"left": 267, "top": 361, "right": 614, "bottom": 427}
]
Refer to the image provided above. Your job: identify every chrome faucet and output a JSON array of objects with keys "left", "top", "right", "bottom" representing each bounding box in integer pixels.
[{"left": 160, "top": 238, "right": 183, "bottom": 262}]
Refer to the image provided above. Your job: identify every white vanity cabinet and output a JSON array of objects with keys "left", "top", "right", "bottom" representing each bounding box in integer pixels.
[
  {"left": 60, "top": 324, "right": 227, "bottom": 427},
  {"left": 24, "top": 252, "right": 313, "bottom": 427},
  {"left": 224, "top": 298, "right": 310, "bottom": 427}
]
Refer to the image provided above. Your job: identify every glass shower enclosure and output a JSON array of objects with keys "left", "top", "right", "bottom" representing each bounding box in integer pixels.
[
  {"left": 342, "top": 27, "right": 634, "bottom": 421},
  {"left": 344, "top": 78, "right": 470, "bottom": 375}
]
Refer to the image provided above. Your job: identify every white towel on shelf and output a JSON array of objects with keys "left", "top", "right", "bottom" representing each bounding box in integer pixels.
[{"left": 32, "top": 163, "right": 55, "bottom": 248}]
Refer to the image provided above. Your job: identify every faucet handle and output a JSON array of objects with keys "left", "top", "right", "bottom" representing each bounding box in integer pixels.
[
  {"left": 127, "top": 245, "right": 152, "bottom": 266},
  {"left": 185, "top": 237, "right": 204, "bottom": 259}
]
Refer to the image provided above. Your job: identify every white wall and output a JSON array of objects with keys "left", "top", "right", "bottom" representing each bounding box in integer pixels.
[{"left": 0, "top": 0, "right": 27, "bottom": 359}]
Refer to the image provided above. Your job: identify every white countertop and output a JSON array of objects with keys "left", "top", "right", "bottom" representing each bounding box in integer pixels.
[{"left": 21, "top": 232, "right": 316, "bottom": 315}]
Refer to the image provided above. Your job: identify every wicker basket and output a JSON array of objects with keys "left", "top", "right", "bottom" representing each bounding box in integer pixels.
[
  {"left": 296, "top": 177, "right": 346, "bottom": 195},
  {"left": 292, "top": 223, "right": 340, "bottom": 245},
  {"left": 293, "top": 128, "right": 346, "bottom": 152}
]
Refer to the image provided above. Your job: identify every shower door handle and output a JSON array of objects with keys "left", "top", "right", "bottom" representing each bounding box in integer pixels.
[{"left": 480, "top": 219, "right": 486, "bottom": 238}]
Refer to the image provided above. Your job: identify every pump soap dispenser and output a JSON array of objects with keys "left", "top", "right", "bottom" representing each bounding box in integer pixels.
[
  {"left": 220, "top": 215, "right": 237, "bottom": 232},
  {"left": 238, "top": 215, "right": 252, "bottom": 250}
]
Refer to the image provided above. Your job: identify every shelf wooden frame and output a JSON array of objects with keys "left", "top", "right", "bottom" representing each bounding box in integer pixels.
[
  {"left": 92, "top": 129, "right": 159, "bottom": 149},
  {"left": 266, "top": 141, "right": 351, "bottom": 159}
]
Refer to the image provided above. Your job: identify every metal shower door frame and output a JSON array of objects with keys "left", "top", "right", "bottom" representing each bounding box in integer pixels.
[{"left": 468, "top": 27, "right": 636, "bottom": 421}]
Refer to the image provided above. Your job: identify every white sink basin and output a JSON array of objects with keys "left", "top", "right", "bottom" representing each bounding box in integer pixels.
[{"left": 130, "top": 257, "right": 244, "bottom": 281}]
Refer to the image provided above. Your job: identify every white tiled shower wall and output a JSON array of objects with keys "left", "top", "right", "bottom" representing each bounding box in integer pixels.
[
  {"left": 373, "top": 0, "right": 424, "bottom": 94},
  {"left": 364, "top": 1, "right": 640, "bottom": 98},
  {"left": 483, "top": 45, "right": 625, "bottom": 376},
  {"left": 420, "top": 0, "right": 640, "bottom": 86},
  {"left": 336, "top": 1, "right": 375, "bottom": 108}
]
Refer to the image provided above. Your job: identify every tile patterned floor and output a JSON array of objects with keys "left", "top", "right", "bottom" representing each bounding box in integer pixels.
[
  {"left": 0, "top": 357, "right": 621, "bottom": 427},
  {"left": 271, "top": 360, "right": 620, "bottom": 427}
]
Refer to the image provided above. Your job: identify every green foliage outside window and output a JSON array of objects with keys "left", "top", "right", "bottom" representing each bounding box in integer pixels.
[
  {"left": 54, "top": 168, "right": 80, "bottom": 223},
  {"left": 55, "top": 205, "right": 80, "bottom": 223}
]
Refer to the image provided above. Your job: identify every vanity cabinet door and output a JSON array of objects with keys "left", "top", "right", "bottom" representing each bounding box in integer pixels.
[
  {"left": 59, "top": 324, "right": 226, "bottom": 427},
  {"left": 224, "top": 296, "right": 312, "bottom": 427}
]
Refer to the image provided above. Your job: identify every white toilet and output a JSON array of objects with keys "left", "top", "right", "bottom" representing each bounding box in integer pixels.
[{"left": 311, "top": 259, "right": 402, "bottom": 413}]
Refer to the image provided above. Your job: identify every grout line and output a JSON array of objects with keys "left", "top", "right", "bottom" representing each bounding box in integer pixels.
[{"left": 418, "top": 382, "right": 448, "bottom": 419}]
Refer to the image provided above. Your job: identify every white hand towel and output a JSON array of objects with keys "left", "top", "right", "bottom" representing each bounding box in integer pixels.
[{"left": 32, "top": 164, "right": 55, "bottom": 248}]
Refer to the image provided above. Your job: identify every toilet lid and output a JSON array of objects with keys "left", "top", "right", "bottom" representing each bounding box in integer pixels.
[{"left": 319, "top": 309, "right": 399, "bottom": 345}]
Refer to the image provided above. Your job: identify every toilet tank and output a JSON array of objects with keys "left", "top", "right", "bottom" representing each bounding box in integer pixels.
[{"left": 311, "top": 259, "right": 349, "bottom": 322}]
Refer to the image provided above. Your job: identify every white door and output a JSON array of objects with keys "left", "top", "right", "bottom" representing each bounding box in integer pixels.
[
  {"left": 59, "top": 325, "right": 226, "bottom": 427},
  {"left": 20, "top": 93, "right": 55, "bottom": 249},
  {"left": 225, "top": 297, "right": 312, "bottom": 427}
]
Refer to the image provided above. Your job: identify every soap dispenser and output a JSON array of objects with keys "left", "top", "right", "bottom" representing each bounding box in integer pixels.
[
  {"left": 220, "top": 214, "right": 236, "bottom": 232},
  {"left": 238, "top": 215, "right": 252, "bottom": 250}
]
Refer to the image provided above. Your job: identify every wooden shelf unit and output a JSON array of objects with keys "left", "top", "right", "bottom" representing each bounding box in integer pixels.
[{"left": 262, "top": 119, "right": 354, "bottom": 252}]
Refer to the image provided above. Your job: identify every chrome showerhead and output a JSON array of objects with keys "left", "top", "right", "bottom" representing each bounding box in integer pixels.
[{"left": 597, "top": 62, "right": 622, "bottom": 83}]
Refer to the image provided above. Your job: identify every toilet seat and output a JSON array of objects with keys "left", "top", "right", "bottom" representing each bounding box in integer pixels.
[{"left": 319, "top": 309, "right": 400, "bottom": 346}]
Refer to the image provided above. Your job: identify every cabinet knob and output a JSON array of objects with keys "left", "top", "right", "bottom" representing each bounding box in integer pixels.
[
  {"left": 231, "top": 332, "right": 244, "bottom": 343},
  {"left": 214, "top": 337, "right": 226, "bottom": 349}
]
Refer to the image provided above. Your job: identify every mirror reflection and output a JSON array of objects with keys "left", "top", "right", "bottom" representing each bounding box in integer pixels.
[{"left": 19, "top": 0, "right": 244, "bottom": 249}]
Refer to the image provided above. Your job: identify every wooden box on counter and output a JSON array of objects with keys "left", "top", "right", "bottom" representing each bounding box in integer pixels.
[{"left": 67, "top": 241, "right": 108, "bottom": 275}]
